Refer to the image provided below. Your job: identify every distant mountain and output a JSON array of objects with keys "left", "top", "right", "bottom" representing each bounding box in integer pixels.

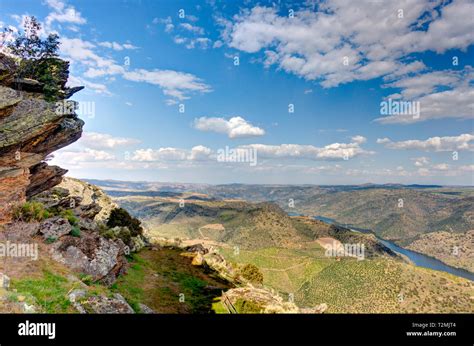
[{"left": 113, "top": 192, "right": 398, "bottom": 257}]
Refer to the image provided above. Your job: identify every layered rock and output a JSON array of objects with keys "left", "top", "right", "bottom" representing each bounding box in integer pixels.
[
  {"left": 0, "top": 53, "right": 84, "bottom": 223},
  {"left": 56, "top": 177, "right": 118, "bottom": 222}
]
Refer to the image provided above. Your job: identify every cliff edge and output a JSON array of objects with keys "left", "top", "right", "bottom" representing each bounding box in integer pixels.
[{"left": 0, "top": 52, "right": 84, "bottom": 223}]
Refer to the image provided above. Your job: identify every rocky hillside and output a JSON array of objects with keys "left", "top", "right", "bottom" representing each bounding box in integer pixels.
[{"left": 0, "top": 52, "right": 84, "bottom": 224}]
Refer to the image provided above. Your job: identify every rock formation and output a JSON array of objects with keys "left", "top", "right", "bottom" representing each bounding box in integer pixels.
[{"left": 0, "top": 53, "right": 84, "bottom": 224}]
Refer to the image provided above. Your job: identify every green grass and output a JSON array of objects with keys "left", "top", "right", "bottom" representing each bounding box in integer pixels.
[
  {"left": 60, "top": 209, "right": 79, "bottom": 226},
  {"left": 113, "top": 248, "right": 231, "bottom": 313},
  {"left": 211, "top": 298, "right": 229, "bottom": 314},
  {"left": 12, "top": 271, "right": 76, "bottom": 313}
]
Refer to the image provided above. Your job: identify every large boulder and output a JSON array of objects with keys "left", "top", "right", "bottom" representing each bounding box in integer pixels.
[
  {"left": 79, "top": 293, "right": 135, "bottom": 314},
  {"left": 38, "top": 217, "right": 72, "bottom": 240},
  {"left": 51, "top": 231, "right": 128, "bottom": 285}
]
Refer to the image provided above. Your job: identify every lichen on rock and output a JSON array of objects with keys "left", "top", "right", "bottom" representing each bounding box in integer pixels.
[{"left": 0, "top": 53, "right": 84, "bottom": 224}]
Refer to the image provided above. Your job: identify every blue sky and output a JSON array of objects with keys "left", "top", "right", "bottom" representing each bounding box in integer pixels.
[{"left": 1, "top": 0, "right": 473, "bottom": 184}]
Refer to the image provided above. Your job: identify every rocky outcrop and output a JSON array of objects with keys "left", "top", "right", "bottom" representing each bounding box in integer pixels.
[
  {"left": 0, "top": 53, "right": 84, "bottom": 224},
  {"left": 68, "top": 290, "right": 135, "bottom": 314},
  {"left": 38, "top": 217, "right": 72, "bottom": 240},
  {"left": 51, "top": 233, "right": 128, "bottom": 286},
  {"left": 56, "top": 177, "right": 118, "bottom": 222}
]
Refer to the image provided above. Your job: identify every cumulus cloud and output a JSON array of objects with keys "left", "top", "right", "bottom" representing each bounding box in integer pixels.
[
  {"left": 53, "top": 148, "right": 115, "bottom": 164},
  {"left": 193, "top": 116, "right": 265, "bottom": 138},
  {"left": 411, "top": 156, "right": 430, "bottom": 167},
  {"left": 98, "top": 41, "right": 138, "bottom": 51},
  {"left": 129, "top": 136, "right": 371, "bottom": 163},
  {"left": 45, "top": 0, "right": 86, "bottom": 27},
  {"left": 376, "top": 67, "right": 474, "bottom": 124},
  {"left": 153, "top": 16, "right": 174, "bottom": 32},
  {"left": 377, "top": 134, "right": 474, "bottom": 152},
  {"left": 221, "top": 1, "right": 474, "bottom": 87},
  {"left": 351, "top": 135, "right": 367, "bottom": 144},
  {"left": 80, "top": 132, "right": 141, "bottom": 150},
  {"left": 180, "top": 23, "right": 205, "bottom": 35},
  {"left": 131, "top": 146, "right": 213, "bottom": 162},
  {"left": 240, "top": 138, "right": 372, "bottom": 161},
  {"left": 123, "top": 69, "right": 211, "bottom": 100},
  {"left": 59, "top": 37, "right": 211, "bottom": 101}
]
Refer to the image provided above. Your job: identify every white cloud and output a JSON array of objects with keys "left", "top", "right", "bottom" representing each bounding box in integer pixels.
[
  {"left": 351, "top": 135, "right": 367, "bottom": 144},
  {"left": 180, "top": 23, "right": 204, "bottom": 35},
  {"left": 213, "top": 40, "right": 223, "bottom": 48},
  {"left": 53, "top": 149, "right": 115, "bottom": 164},
  {"left": 376, "top": 67, "right": 474, "bottom": 124},
  {"left": 173, "top": 36, "right": 212, "bottom": 50},
  {"left": 59, "top": 37, "right": 211, "bottom": 101},
  {"left": 80, "top": 132, "right": 141, "bottom": 150},
  {"left": 98, "top": 41, "right": 138, "bottom": 51},
  {"left": 411, "top": 156, "right": 430, "bottom": 167},
  {"left": 153, "top": 17, "right": 174, "bottom": 32},
  {"left": 60, "top": 38, "right": 115, "bottom": 68},
  {"left": 378, "top": 134, "right": 474, "bottom": 152},
  {"left": 459, "top": 165, "right": 474, "bottom": 172},
  {"left": 185, "top": 37, "right": 212, "bottom": 50},
  {"left": 222, "top": 1, "right": 474, "bottom": 88},
  {"left": 131, "top": 146, "right": 213, "bottom": 162},
  {"left": 45, "top": 0, "right": 86, "bottom": 27},
  {"left": 431, "top": 163, "right": 450, "bottom": 171},
  {"left": 194, "top": 116, "right": 265, "bottom": 138},
  {"left": 240, "top": 139, "right": 373, "bottom": 161},
  {"left": 123, "top": 69, "right": 212, "bottom": 100}
]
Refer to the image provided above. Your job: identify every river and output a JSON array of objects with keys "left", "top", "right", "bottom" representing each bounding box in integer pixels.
[{"left": 295, "top": 214, "right": 474, "bottom": 281}]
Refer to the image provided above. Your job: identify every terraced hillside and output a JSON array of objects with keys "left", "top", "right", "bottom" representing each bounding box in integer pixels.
[{"left": 218, "top": 246, "right": 474, "bottom": 313}]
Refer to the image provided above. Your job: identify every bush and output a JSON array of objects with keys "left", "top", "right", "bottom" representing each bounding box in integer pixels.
[
  {"left": 45, "top": 237, "right": 57, "bottom": 244},
  {"left": 107, "top": 208, "right": 143, "bottom": 237},
  {"left": 60, "top": 209, "right": 78, "bottom": 226},
  {"left": 78, "top": 274, "right": 93, "bottom": 286},
  {"left": 239, "top": 264, "right": 264, "bottom": 285},
  {"left": 70, "top": 226, "right": 81, "bottom": 238},
  {"left": 12, "top": 202, "right": 49, "bottom": 222}
]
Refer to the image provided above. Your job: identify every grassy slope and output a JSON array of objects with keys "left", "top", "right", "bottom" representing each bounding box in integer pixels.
[{"left": 112, "top": 248, "right": 232, "bottom": 313}]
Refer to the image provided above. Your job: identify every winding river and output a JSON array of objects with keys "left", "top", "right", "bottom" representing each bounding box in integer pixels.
[{"left": 296, "top": 214, "right": 474, "bottom": 281}]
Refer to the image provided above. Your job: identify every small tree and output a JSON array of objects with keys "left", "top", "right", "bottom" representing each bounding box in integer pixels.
[
  {"left": 107, "top": 208, "right": 143, "bottom": 237},
  {"left": 3, "top": 16, "right": 59, "bottom": 60},
  {"left": 1, "top": 16, "right": 62, "bottom": 100}
]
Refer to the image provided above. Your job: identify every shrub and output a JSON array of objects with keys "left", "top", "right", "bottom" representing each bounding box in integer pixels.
[
  {"left": 70, "top": 226, "right": 81, "bottom": 238},
  {"left": 12, "top": 202, "right": 49, "bottom": 222},
  {"left": 60, "top": 209, "right": 78, "bottom": 226},
  {"left": 45, "top": 237, "right": 57, "bottom": 244},
  {"left": 78, "top": 274, "right": 93, "bottom": 286},
  {"left": 239, "top": 264, "right": 264, "bottom": 285},
  {"left": 107, "top": 208, "right": 143, "bottom": 237}
]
